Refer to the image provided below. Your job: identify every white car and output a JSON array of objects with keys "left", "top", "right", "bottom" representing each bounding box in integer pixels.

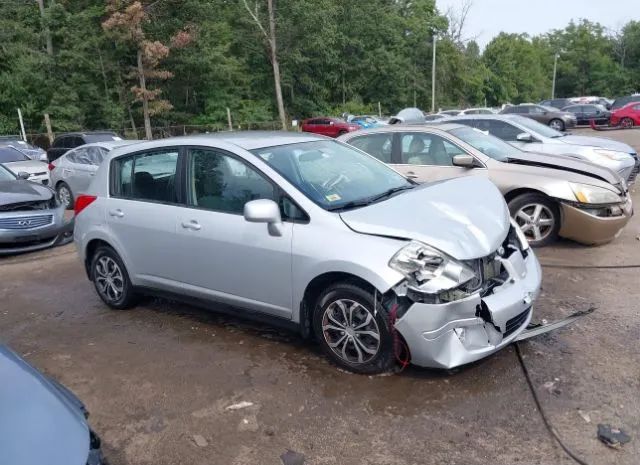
[
  {"left": 0, "top": 146, "right": 49, "bottom": 185},
  {"left": 50, "top": 141, "right": 140, "bottom": 209}
]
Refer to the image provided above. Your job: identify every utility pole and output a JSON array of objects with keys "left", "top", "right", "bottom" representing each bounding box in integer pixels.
[
  {"left": 17, "top": 109, "right": 27, "bottom": 141},
  {"left": 551, "top": 53, "right": 559, "bottom": 99},
  {"left": 431, "top": 35, "right": 437, "bottom": 113}
]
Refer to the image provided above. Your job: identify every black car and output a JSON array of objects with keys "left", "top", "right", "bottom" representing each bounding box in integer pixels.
[
  {"left": 561, "top": 104, "right": 611, "bottom": 125},
  {"left": 46, "top": 131, "right": 122, "bottom": 162},
  {"left": 611, "top": 95, "right": 640, "bottom": 111},
  {"left": 539, "top": 98, "right": 571, "bottom": 110},
  {"left": 0, "top": 345, "right": 104, "bottom": 465}
]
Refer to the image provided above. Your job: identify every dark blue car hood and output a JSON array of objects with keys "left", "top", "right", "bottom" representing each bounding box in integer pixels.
[{"left": 0, "top": 345, "right": 89, "bottom": 465}]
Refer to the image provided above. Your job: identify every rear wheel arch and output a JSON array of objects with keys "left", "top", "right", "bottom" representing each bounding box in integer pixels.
[{"left": 84, "top": 239, "right": 117, "bottom": 279}]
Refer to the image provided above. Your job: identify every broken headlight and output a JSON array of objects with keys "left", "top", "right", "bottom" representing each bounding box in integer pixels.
[{"left": 389, "top": 241, "right": 476, "bottom": 294}]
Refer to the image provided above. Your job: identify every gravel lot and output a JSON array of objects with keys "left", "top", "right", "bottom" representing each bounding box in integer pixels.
[{"left": 1, "top": 128, "right": 639, "bottom": 465}]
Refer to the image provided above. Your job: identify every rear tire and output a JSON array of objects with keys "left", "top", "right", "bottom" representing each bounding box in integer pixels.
[
  {"left": 508, "top": 193, "right": 560, "bottom": 247},
  {"left": 621, "top": 117, "right": 634, "bottom": 129},
  {"left": 90, "top": 246, "right": 138, "bottom": 309},
  {"left": 549, "top": 119, "right": 565, "bottom": 131},
  {"left": 312, "top": 282, "right": 396, "bottom": 374},
  {"left": 56, "top": 182, "right": 74, "bottom": 210}
]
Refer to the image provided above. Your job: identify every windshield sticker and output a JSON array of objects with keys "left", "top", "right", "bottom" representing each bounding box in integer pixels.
[{"left": 325, "top": 194, "right": 341, "bottom": 202}]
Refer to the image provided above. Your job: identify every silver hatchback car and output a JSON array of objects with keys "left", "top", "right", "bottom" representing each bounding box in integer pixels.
[{"left": 74, "top": 132, "right": 541, "bottom": 373}]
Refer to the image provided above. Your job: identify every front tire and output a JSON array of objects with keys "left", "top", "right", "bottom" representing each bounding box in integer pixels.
[
  {"left": 90, "top": 246, "right": 138, "bottom": 309},
  {"left": 312, "top": 282, "right": 396, "bottom": 374},
  {"left": 508, "top": 193, "right": 561, "bottom": 247},
  {"left": 56, "top": 182, "right": 74, "bottom": 210},
  {"left": 549, "top": 119, "right": 565, "bottom": 131}
]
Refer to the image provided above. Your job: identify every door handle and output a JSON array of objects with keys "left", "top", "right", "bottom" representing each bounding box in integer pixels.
[
  {"left": 109, "top": 209, "right": 124, "bottom": 218},
  {"left": 181, "top": 220, "right": 201, "bottom": 231}
]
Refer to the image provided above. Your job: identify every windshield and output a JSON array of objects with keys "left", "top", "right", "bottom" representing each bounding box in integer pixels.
[
  {"left": 0, "top": 147, "right": 29, "bottom": 162},
  {"left": 0, "top": 164, "right": 16, "bottom": 181},
  {"left": 251, "top": 140, "right": 413, "bottom": 210},
  {"left": 449, "top": 127, "right": 512, "bottom": 162},
  {"left": 511, "top": 116, "right": 564, "bottom": 138}
]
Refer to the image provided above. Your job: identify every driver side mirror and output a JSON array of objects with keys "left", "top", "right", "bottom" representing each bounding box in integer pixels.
[
  {"left": 244, "top": 199, "right": 283, "bottom": 236},
  {"left": 516, "top": 133, "right": 534, "bottom": 143},
  {"left": 17, "top": 171, "right": 30, "bottom": 180},
  {"left": 452, "top": 154, "right": 476, "bottom": 168}
]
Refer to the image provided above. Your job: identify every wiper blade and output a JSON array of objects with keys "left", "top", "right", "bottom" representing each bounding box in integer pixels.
[
  {"left": 327, "top": 186, "right": 414, "bottom": 212},
  {"left": 369, "top": 185, "right": 415, "bottom": 202}
]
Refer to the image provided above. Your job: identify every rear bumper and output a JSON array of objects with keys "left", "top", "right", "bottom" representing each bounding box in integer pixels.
[
  {"left": 395, "top": 250, "right": 541, "bottom": 369},
  {"left": 0, "top": 211, "right": 73, "bottom": 255},
  {"left": 559, "top": 199, "right": 633, "bottom": 245}
]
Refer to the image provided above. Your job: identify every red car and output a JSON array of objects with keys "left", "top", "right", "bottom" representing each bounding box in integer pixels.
[
  {"left": 301, "top": 117, "right": 359, "bottom": 137},
  {"left": 610, "top": 102, "right": 640, "bottom": 128}
]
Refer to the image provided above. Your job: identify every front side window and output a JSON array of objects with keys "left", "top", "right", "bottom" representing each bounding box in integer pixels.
[
  {"left": 475, "top": 120, "right": 523, "bottom": 141},
  {"left": 114, "top": 149, "right": 179, "bottom": 202},
  {"left": 511, "top": 115, "right": 564, "bottom": 138},
  {"left": 349, "top": 133, "right": 393, "bottom": 163},
  {"left": 449, "top": 127, "right": 513, "bottom": 161},
  {"left": 188, "top": 149, "right": 275, "bottom": 214},
  {"left": 400, "top": 133, "right": 465, "bottom": 166},
  {"left": 251, "top": 140, "right": 412, "bottom": 211},
  {"left": 0, "top": 164, "right": 16, "bottom": 180}
]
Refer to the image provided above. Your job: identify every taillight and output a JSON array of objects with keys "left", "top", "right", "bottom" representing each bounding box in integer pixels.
[
  {"left": 48, "top": 162, "right": 56, "bottom": 171},
  {"left": 74, "top": 195, "right": 97, "bottom": 215}
]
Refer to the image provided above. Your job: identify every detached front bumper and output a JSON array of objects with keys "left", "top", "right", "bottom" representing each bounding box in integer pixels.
[
  {"left": 559, "top": 198, "right": 633, "bottom": 245},
  {"left": 394, "top": 250, "right": 541, "bottom": 369}
]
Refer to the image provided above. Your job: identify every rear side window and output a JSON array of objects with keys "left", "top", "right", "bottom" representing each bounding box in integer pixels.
[
  {"left": 474, "top": 120, "right": 522, "bottom": 141},
  {"left": 113, "top": 149, "right": 179, "bottom": 203},
  {"left": 52, "top": 137, "right": 68, "bottom": 148},
  {"left": 71, "top": 137, "right": 84, "bottom": 148},
  {"left": 349, "top": 133, "right": 393, "bottom": 163}
]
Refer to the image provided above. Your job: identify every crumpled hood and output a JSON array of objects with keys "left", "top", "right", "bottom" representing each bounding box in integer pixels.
[
  {"left": 0, "top": 180, "right": 54, "bottom": 205},
  {"left": 339, "top": 177, "right": 510, "bottom": 260},
  {"left": 560, "top": 135, "right": 636, "bottom": 155},
  {"left": 0, "top": 345, "right": 89, "bottom": 465},
  {"left": 506, "top": 151, "right": 622, "bottom": 186}
]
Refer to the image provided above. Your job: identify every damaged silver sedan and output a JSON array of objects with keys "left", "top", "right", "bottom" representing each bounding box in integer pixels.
[{"left": 74, "top": 132, "right": 540, "bottom": 373}]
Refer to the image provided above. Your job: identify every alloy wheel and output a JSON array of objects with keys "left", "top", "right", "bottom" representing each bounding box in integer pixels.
[
  {"left": 515, "top": 203, "right": 555, "bottom": 242},
  {"left": 57, "top": 185, "right": 72, "bottom": 209},
  {"left": 549, "top": 119, "right": 564, "bottom": 131},
  {"left": 321, "top": 299, "right": 381, "bottom": 365},
  {"left": 621, "top": 118, "right": 634, "bottom": 129},
  {"left": 94, "top": 256, "right": 124, "bottom": 303}
]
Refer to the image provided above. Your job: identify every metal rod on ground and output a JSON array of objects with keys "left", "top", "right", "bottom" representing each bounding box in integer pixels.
[
  {"left": 17, "top": 109, "right": 27, "bottom": 141},
  {"left": 227, "top": 107, "right": 233, "bottom": 131},
  {"left": 431, "top": 35, "right": 437, "bottom": 113},
  {"left": 44, "top": 113, "right": 54, "bottom": 145}
]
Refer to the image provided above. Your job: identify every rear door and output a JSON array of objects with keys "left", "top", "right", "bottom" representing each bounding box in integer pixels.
[
  {"left": 107, "top": 147, "right": 184, "bottom": 285},
  {"left": 65, "top": 148, "right": 94, "bottom": 194}
]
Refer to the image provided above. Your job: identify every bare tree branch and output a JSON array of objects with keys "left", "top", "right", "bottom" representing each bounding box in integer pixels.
[{"left": 241, "top": 0, "right": 270, "bottom": 42}]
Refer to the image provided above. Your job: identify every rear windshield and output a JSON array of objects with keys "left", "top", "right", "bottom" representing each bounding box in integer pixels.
[{"left": 0, "top": 147, "right": 29, "bottom": 162}]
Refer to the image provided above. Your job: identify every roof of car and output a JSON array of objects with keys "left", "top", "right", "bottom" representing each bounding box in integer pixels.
[
  {"left": 339, "top": 123, "right": 468, "bottom": 136},
  {"left": 106, "top": 131, "right": 327, "bottom": 155},
  {"left": 54, "top": 131, "right": 118, "bottom": 138}
]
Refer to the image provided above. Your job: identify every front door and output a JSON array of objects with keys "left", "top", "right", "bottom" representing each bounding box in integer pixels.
[
  {"left": 391, "top": 132, "right": 484, "bottom": 183},
  {"left": 176, "top": 147, "right": 293, "bottom": 318}
]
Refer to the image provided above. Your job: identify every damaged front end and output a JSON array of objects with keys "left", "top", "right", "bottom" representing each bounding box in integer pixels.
[{"left": 388, "top": 222, "right": 542, "bottom": 369}]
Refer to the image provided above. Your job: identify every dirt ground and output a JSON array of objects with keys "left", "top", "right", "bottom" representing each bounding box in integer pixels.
[{"left": 1, "top": 128, "right": 639, "bottom": 465}]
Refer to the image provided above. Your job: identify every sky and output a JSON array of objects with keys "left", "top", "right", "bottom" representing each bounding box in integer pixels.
[{"left": 436, "top": 0, "right": 637, "bottom": 48}]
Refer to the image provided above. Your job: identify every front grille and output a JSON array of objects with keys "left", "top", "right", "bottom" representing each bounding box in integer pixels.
[
  {"left": 0, "top": 214, "right": 53, "bottom": 230},
  {"left": 504, "top": 308, "right": 531, "bottom": 337}
]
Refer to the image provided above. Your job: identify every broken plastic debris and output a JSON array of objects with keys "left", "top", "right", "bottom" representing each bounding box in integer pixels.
[
  {"left": 192, "top": 434, "right": 208, "bottom": 447},
  {"left": 597, "top": 424, "right": 631, "bottom": 448},
  {"left": 577, "top": 410, "right": 591, "bottom": 423},
  {"left": 280, "top": 449, "right": 305, "bottom": 465},
  {"left": 225, "top": 401, "right": 254, "bottom": 411}
]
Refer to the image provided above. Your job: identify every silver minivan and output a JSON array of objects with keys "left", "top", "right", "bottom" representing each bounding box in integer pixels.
[{"left": 74, "top": 132, "right": 541, "bottom": 373}]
